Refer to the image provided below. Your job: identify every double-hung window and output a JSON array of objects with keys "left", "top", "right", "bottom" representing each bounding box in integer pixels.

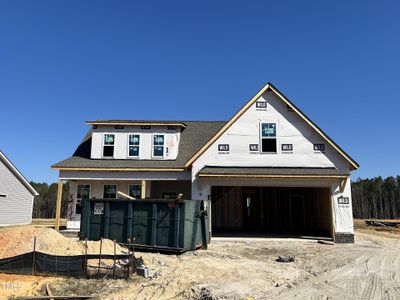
[
  {"left": 76, "top": 184, "right": 90, "bottom": 214},
  {"left": 260, "top": 123, "right": 277, "bottom": 153},
  {"left": 153, "top": 134, "right": 165, "bottom": 157},
  {"left": 103, "top": 134, "right": 115, "bottom": 157},
  {"left": 129, "top": 184, "right": 142, "bottom": 199},
  {"left": 103, "top": 185, "right": 117, "bottom": 198},
  {"left": 128, "top": 134, "right": 140, "bottom": 157}
]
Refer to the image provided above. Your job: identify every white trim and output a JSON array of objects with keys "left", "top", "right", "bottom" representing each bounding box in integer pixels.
[
  {"left": 152, "top": 133, "right": 165, "bottom": 158},
  {"left": 126, "top": 133, "right": 141, "bottom": 159},
  {"left": 101, "top": 133, "right": 115, "bottom": 159},
  {"left": 102, "top": 184, "right": 118, "bottom": 199},
  {"left": 0, "top": 150, "right": 38, "bottom": 196}
]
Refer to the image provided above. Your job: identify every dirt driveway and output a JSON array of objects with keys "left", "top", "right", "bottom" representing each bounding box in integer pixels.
[{"left": 2, "top": 226, "right": 399, "bottom": 299}]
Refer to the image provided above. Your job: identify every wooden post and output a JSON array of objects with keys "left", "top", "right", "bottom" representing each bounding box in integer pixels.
[
  {"left": 127, "top": 238, "right": 131, "bottom": 277},
  {"left": 113, "top": 240, "right": 116, "bottom": 279},
  {"left": 131, "top": 237, "right": 135, "bottom": 274},
  {"left": 97, "top": 238, "right": 103, "bottom": 279},
  {"left": 84, "top": 239, "right": 88, "bottom": 278},
  {"left": 141, "top": 180, "right": 146, "bottom": 199},
  {"left": 54, "top": 179, "right": 63, "bottom": 231},
  {"left": 32, "top": 236, "right": 36, "bottom": 276}
]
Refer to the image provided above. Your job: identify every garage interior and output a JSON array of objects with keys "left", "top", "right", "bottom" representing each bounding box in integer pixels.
[{"left": 211, "top": 186, "right": 333, "bottom": 238}]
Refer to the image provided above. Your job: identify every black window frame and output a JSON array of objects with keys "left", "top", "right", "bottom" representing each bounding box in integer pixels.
[{"left": 103, "top": 184, "right": 117, "bottom": 199}]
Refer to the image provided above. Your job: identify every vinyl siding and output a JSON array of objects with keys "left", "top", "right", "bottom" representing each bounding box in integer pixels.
[{"left": 0, "top": 160, "right": 34, "bottom": 226}]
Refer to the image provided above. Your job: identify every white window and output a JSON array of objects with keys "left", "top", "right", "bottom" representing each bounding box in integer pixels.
[
  {"left": 153, "top": 134, "right": 165, "bottom": 157},
  {"left": 103, "top": 134, "right": 115, "bottom": 157},
  {"left": 103, "top": 184, "right": 117, "bottom": 198},
  {"left": 76, "top": 184, "right": 90, "bottom": 214},
  {"left": 260, "top": 123, "right": 277, "bottom": 153},
  {"left": 129, "top": 184, "right": 142, "bottom": 199},
  {"left": 128, "top": 134, "right": 140, "bottom": 157}
]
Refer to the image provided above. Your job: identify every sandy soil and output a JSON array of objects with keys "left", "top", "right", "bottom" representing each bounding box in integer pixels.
[
  {"left": 1, "top": 223, "right": 399, "bottom": 299},
  {"left": 0, "top": 226, "right": 126, "bottom": 258},
  {"left": 0, "top": 273, "right": 60, "bottom": 298}
]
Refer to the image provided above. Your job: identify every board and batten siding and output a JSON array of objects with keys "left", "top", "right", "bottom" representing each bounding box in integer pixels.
[{"left": 0, "top": 159, "right": 35, "bottom": 226}]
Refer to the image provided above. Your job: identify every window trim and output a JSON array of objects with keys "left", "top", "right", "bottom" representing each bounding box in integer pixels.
[
  {"left": 128, "top": 184, "right": 142, "bottom": 199},
  {"left": 102, "top": 184, "right": 118, "bottom": 199},
  {"left": 152, "top": 133, "right": 165, "bottom": 158},
  {"left": 259, "top": 122, "right": 278, "bottom": 154},
  {"left": 75, "top": 184, "right": 91, "bottom": 215},
  {"left": 102, "top": 133, "right": 116, "bottom": 158},
  {"left": 127, "top": 133, "right": 141, "bottom": 158}
]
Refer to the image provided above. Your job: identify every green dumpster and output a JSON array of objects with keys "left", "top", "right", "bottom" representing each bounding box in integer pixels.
[{"left": 80, "top": 198, "right": 209, "bottom": 252}]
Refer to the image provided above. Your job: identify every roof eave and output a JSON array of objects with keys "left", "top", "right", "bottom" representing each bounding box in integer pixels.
[{"left": 85, "top": 121, "right": 187, "bottom": 128}]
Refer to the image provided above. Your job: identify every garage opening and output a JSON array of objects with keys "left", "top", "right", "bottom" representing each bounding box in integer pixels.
[{"left": 211, "top": 186, "right": 332, "bottom": 238}]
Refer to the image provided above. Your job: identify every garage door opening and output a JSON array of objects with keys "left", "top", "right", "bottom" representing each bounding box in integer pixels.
[{"left": 211, "top": 186, "right": 333, "bottom": 238}]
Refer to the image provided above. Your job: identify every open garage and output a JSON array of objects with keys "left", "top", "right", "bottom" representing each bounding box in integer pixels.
[{"left": 211, "top": 186, "right": 333, "bottom": 238}]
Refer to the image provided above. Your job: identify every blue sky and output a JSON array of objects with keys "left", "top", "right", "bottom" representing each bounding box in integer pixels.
[{"left": 0, "top": 1, "right": 399, "bottom": 183}]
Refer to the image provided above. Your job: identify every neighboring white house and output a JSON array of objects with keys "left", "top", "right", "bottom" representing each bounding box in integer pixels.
[
  {"left": 52, "top": 83, "right": 359, "bottom": 243},
  {"left": 0, "top": 150, "right": 38, "bottom": 226}
]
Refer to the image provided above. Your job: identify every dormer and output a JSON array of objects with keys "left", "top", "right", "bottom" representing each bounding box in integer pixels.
[{"left": 87, "top": 120, "right": 186, "bottom": 160}]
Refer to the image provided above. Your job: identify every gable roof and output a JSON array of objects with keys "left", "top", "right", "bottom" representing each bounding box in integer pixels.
[
  {"left": 185, "top": 83, "right": 359, "bottom": 170},
  {"left": 52, "top": 121, "right": 226, "bottom": 170},
  {"left": 0, "top": 150, "right": 38, "bottom": 196}
]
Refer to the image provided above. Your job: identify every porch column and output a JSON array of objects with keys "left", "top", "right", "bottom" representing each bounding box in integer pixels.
[
  {"left": 55, "top": 179, "right": 63, "bottom": 231},
  {"left": 141, "top": 180, "right": 146, "bottom": 199}
]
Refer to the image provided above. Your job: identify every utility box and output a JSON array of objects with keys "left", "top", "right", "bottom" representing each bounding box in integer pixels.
[{"left": 80, "top": 198, "right": 209, "bottom": 252}]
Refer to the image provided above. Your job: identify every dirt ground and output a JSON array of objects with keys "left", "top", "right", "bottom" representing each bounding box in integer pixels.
[{"left": 1, "top": 221, "right": 399, "bottom": 299}]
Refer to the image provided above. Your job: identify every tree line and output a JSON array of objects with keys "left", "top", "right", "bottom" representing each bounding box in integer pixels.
[
  {"left": 351, "top": 176, "right": 400, "bottom": 219},
  {"left": 31, "top": 182, "right": 69, "bottom": 219},
  {"left": 30, "top": 176, "right": 400, "bottom": 220}
]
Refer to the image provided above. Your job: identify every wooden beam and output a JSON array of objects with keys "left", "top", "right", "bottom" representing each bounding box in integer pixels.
[
  {"left": 54, "top": 179, "right": 63, "bottom": 231},
  {"left": 339, "top": 178, "right": 347, "bottom": 193},
  {"left": 117, "top": 191, "right": 135, "bottom": 200},
  {"left": 141, "top": 180, "right": 146, "bottom": 199}
]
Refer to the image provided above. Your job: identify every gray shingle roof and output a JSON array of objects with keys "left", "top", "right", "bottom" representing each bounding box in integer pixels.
[
  {"left": 198, "top": 166, "right": 349, "bottom": 176},
  {"left": 52, "top": 121, "right": 226, "bottom": 169}
]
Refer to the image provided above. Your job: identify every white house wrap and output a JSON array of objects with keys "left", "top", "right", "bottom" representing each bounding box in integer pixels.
[{"left": 53, "top": 83, "right": 358, "bottom": 243}]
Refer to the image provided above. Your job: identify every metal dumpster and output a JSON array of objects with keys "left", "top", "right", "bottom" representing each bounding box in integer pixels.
[{"left": 79, "top": 198, "right": 209, "bottom": 252}]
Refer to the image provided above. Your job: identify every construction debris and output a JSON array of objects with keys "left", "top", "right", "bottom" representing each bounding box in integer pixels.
[
  {"left": 276, "top": 255, "right": 295, "bottom": 263},
  {"left": 366, "top": 220, "right": 400, "bottom": 227}
]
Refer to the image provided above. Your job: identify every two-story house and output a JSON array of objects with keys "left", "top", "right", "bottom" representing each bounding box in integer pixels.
[{"left": 52, "top": 83, "right": 359, "bottom": 243}]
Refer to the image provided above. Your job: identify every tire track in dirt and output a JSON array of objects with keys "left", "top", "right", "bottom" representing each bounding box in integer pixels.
[{"left": 269, "top": 232, "right": 400, "bottom": 300}]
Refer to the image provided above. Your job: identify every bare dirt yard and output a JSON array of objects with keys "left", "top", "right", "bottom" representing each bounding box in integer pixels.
[{"left": 1, "top": 221, "right": 399, "bottom": 299}]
